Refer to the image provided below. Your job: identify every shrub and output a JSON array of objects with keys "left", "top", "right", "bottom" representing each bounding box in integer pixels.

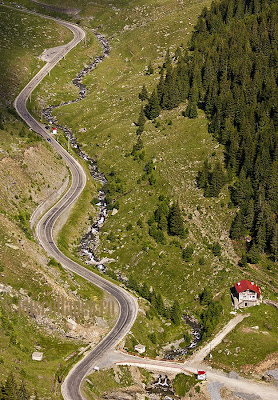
[
  {"left": 182, "top": 245, "right": 194, "bottom": 262},
  {"left": 173, "top": 374, "right": 196, "bottom": 396},
  {"left": 212, "top": 242, "right": 221, "bottom": 257}
]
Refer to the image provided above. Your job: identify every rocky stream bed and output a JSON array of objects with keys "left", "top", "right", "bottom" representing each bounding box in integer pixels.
[
  {"left": 42, "top": 30, "right": 110, "bottom": 269},
  {"left": 41, "top": 28, "right": 202, "bottom": 359}
]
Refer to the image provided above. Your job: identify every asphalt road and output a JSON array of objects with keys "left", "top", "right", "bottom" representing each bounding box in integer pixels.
[
  {"left": 12, "top": 7, "right": 138, "bottom": 400},
  {"left": 11, "top": 6, "right": 278, "bottom": 400}
]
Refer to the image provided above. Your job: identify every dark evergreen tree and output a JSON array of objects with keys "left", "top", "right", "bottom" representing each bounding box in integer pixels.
[
  {"left": 131, "top": 137, "right": 144, "bottom": 155},
  {"left": 140, "top": 282, "right": 150, "bottom": 301},
  {"left": 185, "top": 100, "right": 198, "bottom": 118},
  {"left": 138, "top": 84, "right": 148, "bottom": 101},
  {"left": 196, "top": 160, "right": 210, "bottom": 191},
  {"left": 155, "top": 293, "right": 166, "bottom": 316},
  {"left": 137, "top": 106, "right": 146, "bottom": 127},
  {"left": 136, "top": 0, "right": 278, "bottom": 257},
  {"left": 17, "top": 381, "right": 29, "bottom": 400},
  {"left": 182, "top": 245, "right": 194, "bottom": 262},
  {"left": 271, "top": 223, "right": 278, "bottom": 263},
  {"left": 144, "top": 90, "right": 161, "bottom": 120},
  {"left": 199, "top": 287, "right": 213, "bottom": 305},
  {"left": 158, "top": 214, "right": 168, "bottom": 231},
  {"left": 128, "top": 276, "right": 139, "bottom": 292},
  {"left": 146, "top": 62, "right": 154, "bottom": 75},
  {"left": 247, "top": 243, "right": 261, "bottom": 263},
  {"left": 168, "top": 203, "right": 185, "bottom": 238},
  {"left": 230, "top": 211, "right": 244, "bottom": 239},
  {"left": 157, "top": 70, "right": 165, "bottom": 103},
  {"left": 171, "top": 300, "right": 182, "bottom": 325},
  {"left": 2, "top": 373, "right": 17, "bottom": 400},
  {"left": 212, "top": 242, "right": 221, "bottom": 257},
  {"left": 209, "top": 161, "right": 226, "bottom": 197}
]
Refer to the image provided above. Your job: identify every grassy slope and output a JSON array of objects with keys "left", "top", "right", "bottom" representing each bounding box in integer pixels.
[
  {"left": 0, "top": 5, "right": 72, "bottom": 107},
  {"left": 34, "top": 0, "right": 241, "bottom": 306},
  {"left": 25, "top": 0, "right": 278, "bottom": 368},
  {"left": 0, "top": 6, "right": 106, "bottom": 397},
  {"left": 209, "top": 304, "right": 278, "bottom": 376},
  {"left": 0, "top": 302, "right": 80, "bottom": 399}
]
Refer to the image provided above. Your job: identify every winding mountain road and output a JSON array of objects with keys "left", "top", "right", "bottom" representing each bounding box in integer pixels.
[
  {"left": 10, "top": 5, "right": 278, "bottom": 400},
  {"left": 12, "top": 6, "right": 138, "bottom": 400}
]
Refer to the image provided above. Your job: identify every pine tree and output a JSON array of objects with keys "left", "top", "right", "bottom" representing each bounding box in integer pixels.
[
  {"left": 164, "top": 48, "right": 172, "bottom": 70},
  {"left": 137, "top": 106, "right": 146, "bottom": 126},
  {"left": 199, "top": 287, "right": 213, "bottom": 305},
  {"left": 182, "top": 245, "right": 194, "bottom": 262},
  {"left": 131, "top": 137, "right": 144, "bottom": 155},
  {"left": 2, "top": 373, "right": 17, "bottom": 400},
  {"left": 271, "top": 223, "right": 278, "bottom": 263},
  {"left": 244, "top": 198, "right": 255, "bottom": 232},
  {"left": 128, "top": 276, "right": 139, "bottom": 292},
  {"left": 140, "top": 282, "right": 150, "bottom": 301},
  {"left": 168, "top": 203, "right": 185, "bottom": 238},
  {"left": 144, "top": 90, "right": 161, "bottom": 120},
  {"left": 239, "top": 253, "right": 248, "bottom": 268},
  {"left": 230, "top": 211, "right": 244, "bottom": 239},
  {"left": 255, "top": 210, "right": 267, "bottom": 251},
  {"left": 185, "top": 99, "right": 198, "bottom": 118},
  {"left": 197, "top": 160, "right": 210, "bottom": 190},
  {"left": 158, "top": 214, "right": 168, "bottom": 231},
  {"left": 171, "top": 300, "right": 182, "bottom": 325},
  {"left": 154, "top": 201, "right": 169, "bottom": 223},
  {"left": 146, "top": 62, "right": 154, "bottom": 75},
  {"left": 209, "top": 161, "right": 226, "bottom": 197},
  {"left": 247, "top": 243, "right": 261, "bottom": 264},
  {"left": 18, "top": 381, "right": 29, "bottom": 400},
  {"left": 212, "top": 242, "right": 221, "bottom": 257},
  {"left": 266, "top": 161, "right": 278, "bottom": 211},
  {"left": 157, "top": 70, "right": 165, "bottom": 104},
  {"left": 155, "top": 293, "right": 165, "bottom": 316},
  {"left": 138, "top": 84, "right": 148, "bottom": 101}
]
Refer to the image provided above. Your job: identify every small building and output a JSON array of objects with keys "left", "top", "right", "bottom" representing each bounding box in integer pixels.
[
  {"left": 134, "top": 344, "right": 145, "bottom": 354},
  {"left": 197, "top": 370, "right": 206, "bottom": 380},
  {"left": 52, "top": 127, "right": 57, "bottom": 135},
  {"left": 232, "top": 279, "right": 261, "bottom": 308},
  {"left": 32, "top": 352, "right": 43, "bottom": 361}
]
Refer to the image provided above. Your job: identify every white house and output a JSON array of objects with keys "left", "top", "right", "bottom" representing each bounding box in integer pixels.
[
  {"left": 134, "top": 344, "right": 145, "bottom": 354},
  {"left": 233, "top": 279, "right": 261, "bottom": 308},
  {"left": 32, "top": 352, "right": 43, "bottom": 361}
]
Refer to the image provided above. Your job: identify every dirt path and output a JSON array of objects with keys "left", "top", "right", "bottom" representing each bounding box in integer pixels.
[{"left": 188, "top": 313, "right": 248, "bottom": 364}]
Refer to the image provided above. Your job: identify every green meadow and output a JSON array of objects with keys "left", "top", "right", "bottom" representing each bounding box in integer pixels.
[
  {"left": 209, "top": 304, "right": 278, "bottom": 374},
  {"left": 19, "top": 0, "right": 278, "bottom": 368},
  {"left": 31, "top": 0, "right": 243, "bottom": 308},
  {"left": 0, "top": 5, "right": 106, "bottom": 395}
]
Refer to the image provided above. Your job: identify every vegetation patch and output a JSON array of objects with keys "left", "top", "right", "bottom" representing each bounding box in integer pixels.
[
  {"left": 209, "top": 304, "right": 278, "bottom": 374},
  {"left": 0, "top": 301, "right": 81, "bottom": 399}
]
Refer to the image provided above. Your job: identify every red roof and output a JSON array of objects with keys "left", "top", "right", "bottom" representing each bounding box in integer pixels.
[
  {"left": 234, "top": 279, "right": 260, "bottom": 296},
  {"left": 198, "top": 371, "right": 206, "bottom": 375}
]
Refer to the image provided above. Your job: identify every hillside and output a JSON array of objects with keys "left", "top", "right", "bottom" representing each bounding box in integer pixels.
[
  {"left": 4, "top": 0, "right": 278, "bottom": 385},
  {"left": 0, "top": 6, "right": 113, "bottom": 398},
  {"left": 24, "top": 0, "right": 278, "bottom": 361},
  {"left": 30, "top": 0, "right": 239, "bottom": 305}
]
